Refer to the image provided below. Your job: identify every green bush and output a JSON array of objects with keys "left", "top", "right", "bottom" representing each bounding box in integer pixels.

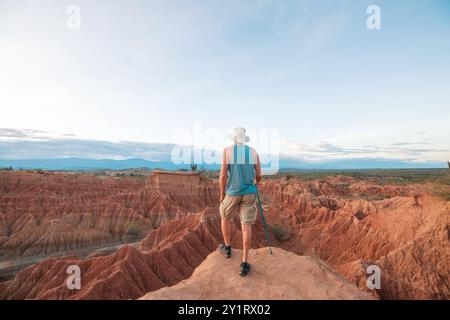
[
  {"left": 269, "top": 223, "right": 291, "bottom": 242},
  {"left": 126, "top": 222, "right": 142, "bottom": 240}
]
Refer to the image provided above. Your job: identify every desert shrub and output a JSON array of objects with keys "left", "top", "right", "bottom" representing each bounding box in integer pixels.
[
  {"left": 126, "top": 222, "right": 142, "bottom": 240},
  {"left": 436, "top": 190, "right": 450, "bottom": 202},
  {"left": 413, "top": 194, "right": 422, "bottom": 206},
  {"left": 269, "top": 223, "right": 291, "bottom": 242}
]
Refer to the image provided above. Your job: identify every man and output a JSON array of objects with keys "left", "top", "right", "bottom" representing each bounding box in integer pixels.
[{"left": 218, "top": 127, "right": 262, "bottom": 276}]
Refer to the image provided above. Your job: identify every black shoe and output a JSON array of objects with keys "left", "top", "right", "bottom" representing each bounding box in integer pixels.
[
  {"left": 218, "top": 244, "right": 231, "bottom": 258},
  {"left": 239, "top": 262, "right": 251, "bottom": 276}
]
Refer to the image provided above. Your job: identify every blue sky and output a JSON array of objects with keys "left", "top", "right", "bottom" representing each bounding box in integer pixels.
[{"left": 0, "top": 0, "right": 449, "bottom": 162}]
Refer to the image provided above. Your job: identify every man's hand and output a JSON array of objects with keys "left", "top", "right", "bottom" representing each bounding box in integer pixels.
[
  {"left": 255, "top": 154, "right": 262, "bottom": 186},
  {"left": 255, "top": 174, "right": 262, "bottom": 186},
  {"left": 219, "top": 148, "right": 228, "bottom": 205}
]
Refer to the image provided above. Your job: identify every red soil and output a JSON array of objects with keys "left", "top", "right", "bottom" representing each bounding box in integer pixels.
[
  {"left": 0, "top": 171, "right": 448, "bottom": 299},
  {"left": 262, "top": 177, "right": 450, "bottom": 299}
]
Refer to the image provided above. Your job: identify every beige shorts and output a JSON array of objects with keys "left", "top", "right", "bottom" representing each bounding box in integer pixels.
[{"left": 219, "top": 194, "right": 257, "bottom": 225}]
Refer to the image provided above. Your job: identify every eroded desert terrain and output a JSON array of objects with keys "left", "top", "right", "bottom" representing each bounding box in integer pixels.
[{"left": 0, "top": 170, "right": 448, "bottom": 299}]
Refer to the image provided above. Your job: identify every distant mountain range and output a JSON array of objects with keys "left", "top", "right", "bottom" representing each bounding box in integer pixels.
[
  {"left": 0, "top": 158, "right": 188, "bottom": 171},
  {"left": 278, "top": 157, "right": 446, "bottom": 170},
  {"left": 1, "top": 129, "right": 447, "bottom": 170},
  {"left": 0, "top": 157, "right": 445, "bottom": 171}
]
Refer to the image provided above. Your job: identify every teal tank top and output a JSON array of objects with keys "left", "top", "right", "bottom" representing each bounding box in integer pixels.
[{"left": 225, "top": 144, "right": 257, "bottom": 196}]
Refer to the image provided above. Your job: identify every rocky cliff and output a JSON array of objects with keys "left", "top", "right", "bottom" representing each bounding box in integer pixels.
[{"left": 140, "top": 247, "right": 375, "bottom": 300}]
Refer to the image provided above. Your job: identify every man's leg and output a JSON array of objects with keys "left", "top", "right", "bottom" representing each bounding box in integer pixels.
[
  {"left": 241, "top": 223, "right": 252, "bottom": 262},
  {"left": 219, "top": 195, "right": 238, "bottom": 258},
  {"left": 221, "top": 217, "right": 231, "bottom": 246},
  {"left": 239, "top": 194, "right": 257, "bottom": 264}
]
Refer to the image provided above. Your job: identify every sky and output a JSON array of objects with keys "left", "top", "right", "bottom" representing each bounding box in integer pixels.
[{"left": 1, "top": 0, "right": 449, "bottom": 163}]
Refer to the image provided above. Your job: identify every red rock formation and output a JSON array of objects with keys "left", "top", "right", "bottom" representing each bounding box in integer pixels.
[
  {"left": 0, "top": 171, "right": 448, "bottom": 300},
  {"left": 146, "top": 170, "right": 219, "bottom": 211},
  {"left": 0, "top": 171, "right": 218, "bottom": 260},
  {"left": 0, "top": 207, "right": 272, "bottom": 300},
  {"left": 261, "top": 177, "right": 450, "bottom": 299},
  {"left": 140, "top": 247, "right": 375, "bottom": 300}
]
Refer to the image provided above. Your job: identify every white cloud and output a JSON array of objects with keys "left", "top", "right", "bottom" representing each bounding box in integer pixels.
[
  {"left": 1, "top": 128, "right": 448, "bottom": 164},
  {"left": 280, "top": 139, "right": 450, "bottom": 162}
]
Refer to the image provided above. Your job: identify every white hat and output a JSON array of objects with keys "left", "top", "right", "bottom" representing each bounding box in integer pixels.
[{"left": 228, "top": 127, "right": 250, "bottom": 144}]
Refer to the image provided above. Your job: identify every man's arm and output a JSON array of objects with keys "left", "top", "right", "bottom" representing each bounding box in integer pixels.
[
  {"left": 255, "top": 154, "right": 262, "bottom": 185},
  {"left": 219, "top": 148, "right": 228, "bottom": 202}
]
